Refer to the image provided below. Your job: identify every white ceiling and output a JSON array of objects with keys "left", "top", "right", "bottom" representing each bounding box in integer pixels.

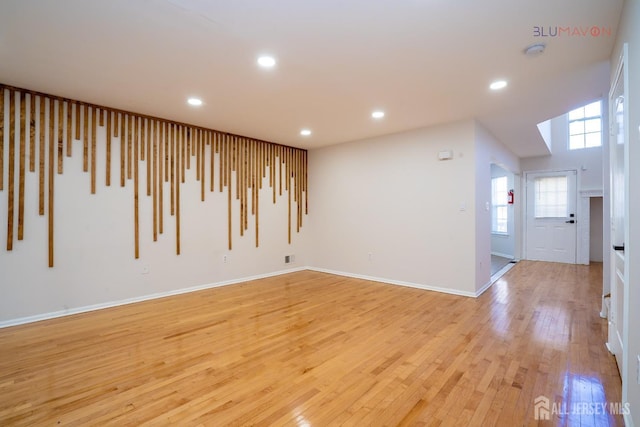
[{"left": 0, "top": 0, "right": 624, "bottom": 157}]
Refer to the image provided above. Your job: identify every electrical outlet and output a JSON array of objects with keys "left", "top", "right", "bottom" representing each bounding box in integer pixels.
[
  {"left": 142, "top": 265, "right": 149, "bottom": 275},
  {"left": 284, "top": 255, "right": 295, "bottom": 264},
  {"left": 222, "top": 254, "right": 228, "bottom": 264},
  {"left": 368, "top": 252, "right": 373, "bottom": 262}
]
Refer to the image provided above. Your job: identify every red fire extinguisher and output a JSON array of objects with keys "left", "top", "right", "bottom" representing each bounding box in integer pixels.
[{"left": 508, "top": 189, "right": 514, "bottom": 204}]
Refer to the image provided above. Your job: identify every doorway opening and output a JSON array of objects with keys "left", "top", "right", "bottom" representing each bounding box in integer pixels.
[{"left": 490, "top": 164, "right": 516, "bottom": 277}]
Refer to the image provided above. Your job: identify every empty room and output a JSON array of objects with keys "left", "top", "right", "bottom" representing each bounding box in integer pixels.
[{"left": 1, "top": 1, "right": 639, "bottom": 425}]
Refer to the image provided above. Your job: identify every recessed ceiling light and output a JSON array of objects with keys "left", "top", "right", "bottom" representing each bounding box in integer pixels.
[
  {"left": 187, "top": 97, "right": 203, "bottom": 106},
  {"left": 489, "top": 80, "right": 508, "bottom": 91},
  {"left": 300, "top": 129, "right": 312, "bottom": 136},
  {"left": 372, "top": 111, "right": 385, "bottom": 119},
  {"left": 257, "top": 55, "right": 276, "bottom": 68}
]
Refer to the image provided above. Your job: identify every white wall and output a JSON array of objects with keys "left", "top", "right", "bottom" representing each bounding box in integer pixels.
[
  {"left": 0, "top": 99, "right": 310, "bottom": 324},
  {"left": 307, "top": 119, "right": 519, "bottom": 297},
  {"left": 611, "top": 0, "right": 640, "bottom": 423},
  {"left": 308, "top": 120, "right": 479, "bottom": 296},
  {"left": 474, "top": 122, "right": 520, "bottom": 292}
]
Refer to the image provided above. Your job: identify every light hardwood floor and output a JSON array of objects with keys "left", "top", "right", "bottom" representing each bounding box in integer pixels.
[{"left": 0, "top": 261, "right": 623, "bottom": 426}]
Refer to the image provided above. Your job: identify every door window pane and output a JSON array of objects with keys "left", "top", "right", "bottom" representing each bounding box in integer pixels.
[{"left": 534, "top": 176, "right": 568, "bottom": 218}]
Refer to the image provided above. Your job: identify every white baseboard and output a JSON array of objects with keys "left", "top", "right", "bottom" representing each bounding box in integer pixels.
[
  {"left": 0, "top": 266, "right": 308, "bottom": 329},
  {"left": 308, "top": 267, "right": 478, "bottom": 298}
]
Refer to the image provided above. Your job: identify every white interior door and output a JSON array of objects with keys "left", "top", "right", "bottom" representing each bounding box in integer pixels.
[
  {"left": 525, "top": 170, "right": 577, "bottom": 264},
  {"left": 608, "top": 46, "right": 627, "bottom": 375}
]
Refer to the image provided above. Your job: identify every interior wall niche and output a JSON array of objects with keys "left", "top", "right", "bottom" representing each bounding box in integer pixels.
[{"left": 0, "top": 84, "right": 308, "bottom": 267}]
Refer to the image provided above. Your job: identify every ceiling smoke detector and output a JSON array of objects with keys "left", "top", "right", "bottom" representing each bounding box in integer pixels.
[{"left": 524, "top": 43, "right": 546, "bottom": 57}]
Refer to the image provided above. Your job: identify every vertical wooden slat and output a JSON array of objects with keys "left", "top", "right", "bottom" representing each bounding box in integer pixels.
[
  {"left": 175, "top": 122, "right": 181, "bottom": 255},
  {"left": 83, "top": 104, "right": 88, "bottom": 172},
  {"left": 91, "top": 106, "right": 96, "bottom": 193},
  {"left": 39, "top": 97, "right": 45, "bottom": 215},
  {"left": 146, "top": 119, "right": 151, "bottom": 196},
  {"left": 244, "top": 139, "right": 249, "bottom": 231},
  {"left": 255, "top": 141, "right": 260, "bottom": 247},
  {"left": 271, "top": 145, "right": 276, "bottom": 204},
  {"left": 195, "top": 129, "right": 200, "bottom": 181},
  {"left": 298, "top": 149, "right": 302, "bottom": 231},
  {"left": 191, "top": 127, "right": 195, "bottom": 157},
  {"left": 140, "top": 117, "right": 146, "bottom": 162},
  {"left": 170, "top": 124, "right": 175, "bottom": 216},
  {"left": 220, "top": 133, "right": 226, "bottom": 192},
  {"left": 99, "top": 108, "right": 104, "bottom": 127},
  {"left": 181, "top": 126, "right": 186, "bottom": 183},
  {"left": 106, "top": 110, "right": 112, "bottom": 186},
  {"left": 66, "top": 101, "right": 72, "bottom": 157},
  {"left": 127, "top": 113, "right": 132, "bottom": 180},
  {"left": 235, "top": 137, "right": 240, "bottom": 201},
  {"left": 287, "top": 149, "right": 291, "bottom": 244},
  {"left": 6, "top": 90, "right": 16, "bottom": 250},
  {"left": 75, "top": 102, "right": 80, "bottom": 141},
  {"left": 29, "top": 94, "right": 36, "bottom": 172},
  {"left": 17, "top": 93, "right": 26, "bottom": 241},
  {"left": 159, "top": 121, "right": 164, "bottom": 234},
  {"left": 152, "top": 120, "right": 158, "bottom": 241},
  {"left": 164, "top": 121, "right": 169, "bottom": 182},
  {"left": 113, "top": 109, "right": 119, "bottom": 137},
  {"left": 200, "top": 130, "right": 205, "bottom": 201},
  {"left": 120, "top": 114, "right": 126, "bottom": 187},
  {"left": 0, "top": 88, "right": 4, "bottom": 191},
  {"left": 48, "top": 98, "right": 55, "bottom": 267},
  {"left": 210, "top": 132, "right": 215, "bottom": 193},
  {"left": 186, "top": 127, "right": 191, "bottom": 171},
  {"left": 304, "top": 150, "right": 308, "bottom": 214},
  {"left": 134, "top": 113, "right": 139, "bottom": 259},
  {"left": 227, "top": 134, "right": 232, "bottom": 250},
  {"left": 279, "top": 146, "right": 283, "bottom": 196},
  {"left": 239, "top": 139, "right": 245, "bottom": 236},
  {"left": 58, "top": 100, "right": 64, "bottom": 174}
]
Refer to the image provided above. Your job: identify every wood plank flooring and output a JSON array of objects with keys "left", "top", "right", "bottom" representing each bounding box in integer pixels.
[{"left": 0, "top": 261, "right": 623, "bottom": 426}]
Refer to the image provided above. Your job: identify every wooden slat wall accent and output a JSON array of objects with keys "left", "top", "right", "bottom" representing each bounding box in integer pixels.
[
  {"left": 175, "top": 123, "right": 181, "bottom": 255},
  {"left": 134, "top": 114, "right": 140, "bottom": 259},
  {"left": 48, "top": 99, "right": 55, "bottom": 267},
  {"left": 29, "top": 94, "right": 36, "bottom": 172},
  {"left": 170, "top": 124, "right": 175, "bottom": 216},
  {"left": 0, "top": 84, "right": 308, "bottom": 266},
  {"left": 90, "top": 106, "right": 96, "bottom": 193},
  {"left": 66, "top": 101, "right": 72, "bottom": 158},
  {"left": 159, "top": 121, "right": 164, "bottom": 234},
  {"left": 6, "top": 90, "right": 16, "bottom": 250},
  {"left": 83, "top": 104, "right": 88, "bottom": 172},
  {"left": 106, "top": 110, "right": 112, "bottom": 186},
  {"left": 120, "top": 113, "right": 125, "bottom": 187},
  {"left": 38, "top": 97, "right": 45, "bottom": 215},
  {"left": 57, "top": 101, "right": 64, "bottom": 174},
  {"left": 18, "top": 93, "right": 26, "bottom": 240},
  {"left": 152, "top": 120, "right": 158, "bottom": 241}
]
